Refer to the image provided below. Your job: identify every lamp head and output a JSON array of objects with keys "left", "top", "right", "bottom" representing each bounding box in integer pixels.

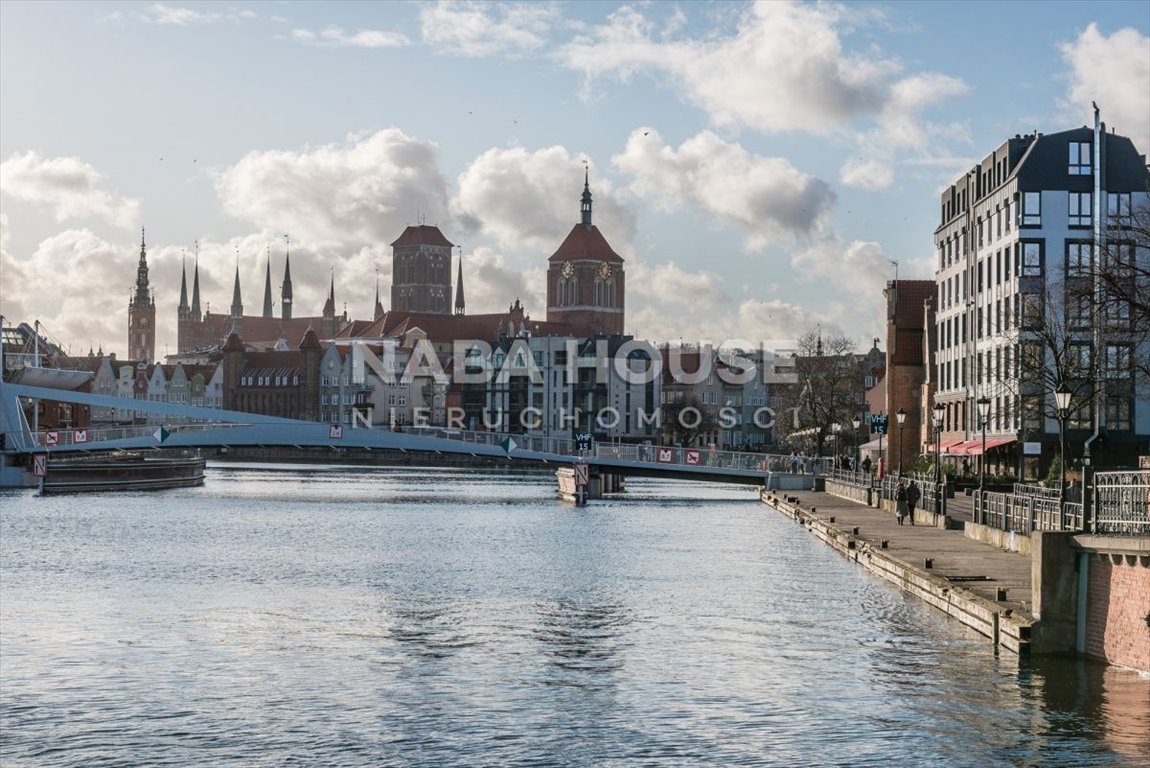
[
  {"left": 976, "top": 396, "right": 990, "bottom": 422},
  {"left": 1054, "top": 388, "right": 1071, "bottom": 413},
  {"left": 896, "top": 407, "right": 906, "bottom": 426}
]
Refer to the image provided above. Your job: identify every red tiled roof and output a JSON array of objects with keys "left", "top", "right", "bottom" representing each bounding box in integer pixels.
[
  {"left": 390, "top": 225, "right": 454, "bottom": 248},
  {"left": 548, "top": 224, "right": 624, "bottom": 263}
]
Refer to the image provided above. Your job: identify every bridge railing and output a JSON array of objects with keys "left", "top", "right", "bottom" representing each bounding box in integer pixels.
[
  {"left": 1094, "top": 470, "right": 1150, "bottom": 535},
  {"left": 974, "top": 491, "right": 1083, "bottom": 533},
  {"left": 26, "top": 422, "right": 245, "bottom": 449}
]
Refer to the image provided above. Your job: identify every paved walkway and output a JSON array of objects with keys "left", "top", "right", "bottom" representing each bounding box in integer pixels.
[{"left": 772, "top": 490, "right": 1034, "bottom": 617}]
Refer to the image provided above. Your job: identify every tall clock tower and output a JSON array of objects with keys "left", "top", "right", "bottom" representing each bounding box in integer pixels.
[
  {"left": 546, "top": 173, "right": 625, "bottom": 336},
  {"left": 128, "top": 228, "right": 156, "bottom": 363}
]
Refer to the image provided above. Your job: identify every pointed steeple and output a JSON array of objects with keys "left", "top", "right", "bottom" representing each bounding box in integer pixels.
[
  {"left": 262, "top": 248, "right": 274, "bottom": 318},
  {"left": 581, "top": 168, "right": 593, "bottom": 230},
  {"left": 178, "top": 252, "right": 189, "bottom": 318},
  {"left": 323, "top": 270, "right": 335, "bottom": 317},
  {"left": 374, "top": 269, "right": 384, "bottom": 321},
  {"left": 281, "top": 236, "right": 293, "bottom": 320},
  {"left": 191, "top": 241, "right": 201, "bottom": 319},
  {"left": 230, "top": 260, "right": 243, "bottom": 319},
  {"left": 454, "top": 247, "right": 466, "bottom": 316},
  {"left": 132, "top": 227, "right": 153, "bottom": 308}
]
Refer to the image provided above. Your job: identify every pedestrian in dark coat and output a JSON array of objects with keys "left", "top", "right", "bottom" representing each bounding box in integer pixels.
[
  {"left": 906, "top": 481, "right": 920, "bottom": 526},
  {"left": 895, "top": 482, "right": 908, "bottom": 525}
]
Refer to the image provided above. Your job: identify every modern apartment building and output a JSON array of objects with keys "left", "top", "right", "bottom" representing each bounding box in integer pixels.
[{"left": 932, "top": 117, "right": 1149, "bottom": 475}]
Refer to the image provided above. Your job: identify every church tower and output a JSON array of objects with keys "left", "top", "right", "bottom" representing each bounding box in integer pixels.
[
  {"left": 262, "top": 248, "right": 274, "bottom": 318},
  {"left": 390, "top": 224, "right": 454, "bottom": 314},
  {"left": 229, "top": 261, "right": 244, "bottom": 337},
  {"left": 128, "top": 227, "right": 156, "bottom": 362},
  {"left": 545, "top": 172, "right": 625, "bottom": 336}
]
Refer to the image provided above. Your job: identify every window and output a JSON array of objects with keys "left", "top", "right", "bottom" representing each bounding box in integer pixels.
[
  {"left": 1068, "top": 192, "right": 1091, "bottom": 227},
  {"left": 1068, "top": 343, "right": 1092, "bottom": 378},
  {"left": 1104, "top": 344, "right": 1130, "bottom": 378},
  {"left": 1067, "top": 292, "right": 1091, "bottom": 330},
  {"left": 1066, "top": 241, "right": 1091, "bottom": 277},
  {"left": 1107, "top": 192, "right": 1132, "bottom": 226},
  {"left": 1068, "top": 141, "right": 1091, "bottom": 175},
  {"left": 1021, "top": 241, "right": 1043, "bottom": 276},
  {"left": 1106, "top": 397, "right": 1132, "bottom": 430},
  {"left": 1022, "top": 192, "right": 1041, "bottom": 226}
]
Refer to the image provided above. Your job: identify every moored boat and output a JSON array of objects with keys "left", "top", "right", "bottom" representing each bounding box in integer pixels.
[{"left": 40, "top": 451, "right": 206, "bottom": 494}]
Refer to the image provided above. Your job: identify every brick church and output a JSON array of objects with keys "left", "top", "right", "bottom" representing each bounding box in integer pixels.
[{"left": 128, "top": 174, "right": 627, "bottom": 361}]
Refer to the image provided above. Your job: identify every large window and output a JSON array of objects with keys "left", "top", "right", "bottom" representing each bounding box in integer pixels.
[
  {"left": 1106, "top": 397, "right": 1132, "bottom": 431},
  {"left": 1068, "top": 141, "right": 1091, "bottom": 175},
  {"left": 1021, "top": 241, "right": 1044, "bottom": 277},
  {"left": 1107, "top": 192, "right": 1132, "bottom": 226},
  {"left": 1067, "top": 292, "right": 1091, "bottom": 330},
  {"left": 1066, "top": 241, "right": 1092, "bottom": 277},
  {"left": 1022, "top": 192, "right": 1042, "bottom": 226},
  {"left": 1104, "top": 344, "right": 1131, "bottom": 379},
  {"left": 1068, "top": 192, "right": 1091, "bottom": 227}
]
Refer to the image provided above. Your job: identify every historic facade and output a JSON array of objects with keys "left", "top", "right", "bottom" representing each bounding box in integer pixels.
[{"left": 545, "top": 173, "right": 626, "bottom": 337}]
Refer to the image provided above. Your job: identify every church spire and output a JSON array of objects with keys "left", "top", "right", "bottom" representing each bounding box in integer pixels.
[
  {"left": 581, "top": 168, "right": 593, "bottom": 230},
  {"left": 178, "top": 250, "right": 189, "bottom": 318},
  {"left": 132, "top": 227, "right": 153, "bottom": 308},
  {"left": 230, "top": 251, "right": 243, "bottom": 319},
  {"left": 323, "top": 270, "right": 335, "bottom": 317},
  {"left": 454, "top": 246, "right": 466, "bottom": 316},
  {"left": 191, "top": 242, "right": 201, "bottom": 319},
  {"left": 281, "top": 235, "right": 293, "bottom": 320},
  {"left": 262, "top": 247, "right": 274, "bottom": 318},
  {"left": 374, "top": 268, "right": 384, "bottom": 321}
]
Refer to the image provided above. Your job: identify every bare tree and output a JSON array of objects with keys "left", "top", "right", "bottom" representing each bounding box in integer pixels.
[{"left": 775, "top": 330, "right": 861, "bottom": 456}]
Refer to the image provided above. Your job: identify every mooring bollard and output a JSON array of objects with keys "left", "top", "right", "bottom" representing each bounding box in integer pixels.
[{"left": 924, "top": 558, "right": 933, "bottom": 569}]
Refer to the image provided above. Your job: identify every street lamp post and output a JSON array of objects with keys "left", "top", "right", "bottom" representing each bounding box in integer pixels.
[
  {"left": 933, "top": 403, "right": 945, "bottom": 517},
  {"left": 832, "top": 422, "right": 841, "bottom": 467},
  {"left": 1054, "top": 387, "right": 1072, "bottom": 506},
  {"left": 852, "top": 417, "right": 861, "bottom": 471},
  {"left": 976, "top": 397, "right": 990, "bottom": 506},
  {"left": 895, "top": 408, "right": 906, "bottom": 477}
]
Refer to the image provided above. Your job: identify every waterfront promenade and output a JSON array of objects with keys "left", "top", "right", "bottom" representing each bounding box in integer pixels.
[
  {"left": 761, "top": 489, "right": 1037, "bottom": 652},
  {"left": 765, "top": 490, "right": 1030, "bottom": 605}
]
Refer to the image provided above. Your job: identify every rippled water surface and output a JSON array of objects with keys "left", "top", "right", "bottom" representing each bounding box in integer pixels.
[{"left": 2, "top": 464, "right": 1148, "bottom": 767}]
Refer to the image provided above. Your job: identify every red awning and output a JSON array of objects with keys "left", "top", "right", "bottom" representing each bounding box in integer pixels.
[
  {"left": 941, "top": 440, "right": 975, "bottom": 455},
  {"left": 965, "top": 437, "right": 1016, "bottom": 456}
]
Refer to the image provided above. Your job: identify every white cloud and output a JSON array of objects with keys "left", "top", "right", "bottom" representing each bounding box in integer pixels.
[
  {"left": 626, "top": 259, "right": 727, "bottom": 308},
  {"left": 0, "top": 151, "right": 140, "bottom": 229},
  {"left": 0, "top": 229, "right": 140, "bottom": 355},
  {"left": 213, "top": 129, "right": 452, "bottom": 252},
  {"left": 291, "top": 26, "right": 410, "bottom": 49},
  {"left": 1060, "top": 23, "right": 1150, "bottom": 153},
  {"left": 612, "top": 129, "right": 835, "bottom": 250},
  {"left": 791, "top": 237, "right": 891, "bottom": 302},
  {"left": 141, "top": 3, "right": 253, "bottom": 25},
  {"left": 454, "top": 145, "right": 635, "bottom": 256},
  {"left": 458, "top": 247, "right": 544, "bottom": 314},
  {"left": 420, "top": 1, "right": 559, "bottom": 57},
  {"left": 557, "top": 1, "right": 961, "bottom": 143},
  {"left": 840, "top": 158, "right": 893, "bottom": 191}
]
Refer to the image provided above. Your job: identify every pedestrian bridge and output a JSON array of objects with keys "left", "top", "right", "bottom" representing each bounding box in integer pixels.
[{"left": 0, "top": 382, "right": 827, "bottom": 486}]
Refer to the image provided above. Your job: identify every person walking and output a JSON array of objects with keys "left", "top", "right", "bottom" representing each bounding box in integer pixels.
[
  {"left": 906, "top": 480, "right": 920, "bottom": 526},
  {"left": 895, "top": 481, "right": 908, "bottom": 525}
]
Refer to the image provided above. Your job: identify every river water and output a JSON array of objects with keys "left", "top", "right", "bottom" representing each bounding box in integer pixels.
[{"left": 1, "top": 464, "right": 1147, "bottom": 767}]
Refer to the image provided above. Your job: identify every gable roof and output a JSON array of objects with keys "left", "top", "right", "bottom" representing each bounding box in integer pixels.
[{"left": 390, "top": 225, "right": 454, "bottom": 249}]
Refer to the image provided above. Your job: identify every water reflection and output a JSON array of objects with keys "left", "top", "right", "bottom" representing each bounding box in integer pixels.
[
  {"left": 1024, "top": 656, "right": 1150, "bottom": 763},
  {"left": 532, "top": 598, "right": 631, "bottom": 678}
]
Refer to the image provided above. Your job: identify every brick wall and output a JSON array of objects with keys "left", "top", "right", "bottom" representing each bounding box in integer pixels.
[{"left": 1085, "top": 554, "right": 1150, "bottom": 672}]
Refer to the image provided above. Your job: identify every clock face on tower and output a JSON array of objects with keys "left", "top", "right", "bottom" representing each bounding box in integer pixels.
[
  {"left": 561, "top": 262, "right": 574, "bottom": 279},
  {"left": 597, "top": 262, "right": 612, "bottom": 280}
]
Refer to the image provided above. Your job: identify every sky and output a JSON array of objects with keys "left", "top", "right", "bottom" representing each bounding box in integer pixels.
[{"left": 1, "top": 0, "right": 1148, "bottom": 360}]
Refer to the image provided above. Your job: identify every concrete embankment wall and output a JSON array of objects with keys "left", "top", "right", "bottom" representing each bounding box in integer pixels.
[{"left": 761, "top": 490, "right": 1032, "bottom": 655}]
